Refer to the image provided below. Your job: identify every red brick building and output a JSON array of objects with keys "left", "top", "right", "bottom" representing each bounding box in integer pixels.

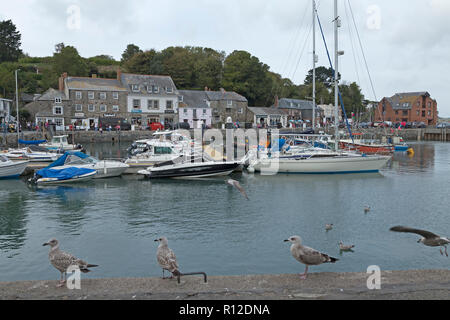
[{"left": 375, "top": 92, "right": 438, "bottom": 126}]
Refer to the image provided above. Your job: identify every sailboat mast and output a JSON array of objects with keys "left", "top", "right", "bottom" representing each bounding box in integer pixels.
[
  {"left": 334, "top": 0, "right": 339, "bottom": 151},
  {"left": 312, "top": 0, "right": 316, "bottom": 131}
]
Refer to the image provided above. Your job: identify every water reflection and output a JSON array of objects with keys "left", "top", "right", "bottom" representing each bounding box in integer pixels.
[{"left": 389, "top": 143, "right": 435, "bottom": 173}]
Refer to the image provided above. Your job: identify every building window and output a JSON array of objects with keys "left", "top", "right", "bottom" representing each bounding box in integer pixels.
[
  {"left": 55, "top": 118, "right": 63, "bottom": 127},
  {"left": 402, "top": 110, "right": 408, "bottom": 116},
  {"left": 99, "top": 92, "right": 106, "bottom": 100},
  {"left": 113, "top": 92, "right": 119, "bottom": 100},
  {"left": 147, "top": 86, "right": 153, "bottom": 93},
  {"left": 422, "top": 111, "right": 426, "bottom": 117},
  {"left": 88, "top": 104, "right": 95, "bottom": 112},
  {"left": 55, "top": 97, "right": 62, "bottom": 104},
  {"left": 417, "top": 110, "right": 420, "bottom": 116},
  {"left": 183, "top": 109, "right": 188, "bottom": 114},
  {"left": 395, "top": 110, "right": 399, "bottom": 115},
  {"left": 178, "top": 96, "right": 183, "bottom": 102},
  {"left": 227, "top": 100, "right": 233, "bottom": 106},
  {"left": 100, "top": 105, "right": 107, "bottom": 112},
  {"left": 166, "top": 87, "right": 173, "bottom": 94},
  {"left": 75, "top": 104, "right": 82, "bottom": 112},
  {"left": 133, "top": 99, "right": 141, "bottom": 109},
  {"left": 132, "top": 84, "right": 140, "bottom": 92},
  {"left": 148, "top": 100, "right": 159, "bottom": 110},
  {"left": 75, "top": 91, "right": 82, "bottom": 100},
  {"left": 428, "top": 102, "right": 431, "bottom": 108},
  {"left": 203, "top": 109, "right": 207, "bottom": 114},
  {"left": 428, "top": 110, "right": 431, "bottom": 116},
  {"left": 112, "top": 105, "right": 119, "bottom": 112},
  {"left": 53, "top": 106, "right": 63, "bottom": 115},
  {"left": 166, "top": 100, "right": 173, "bottom": 109},
  {"left": 226, "top": 108, "right": 232, "bottom": 113},
  {"left": 238, "top": 108, "right": 243, "bottom": 114},
  {"left": 88, "top": 92, "right": 94, "bottom": 100},
  {"left": 153, "top": 86, "right": 159, "bottom": 93}
]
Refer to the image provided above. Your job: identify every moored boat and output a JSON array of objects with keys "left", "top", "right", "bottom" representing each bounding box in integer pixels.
[{"left": 0, "top": 155, "right": 29, "bottom": 178}]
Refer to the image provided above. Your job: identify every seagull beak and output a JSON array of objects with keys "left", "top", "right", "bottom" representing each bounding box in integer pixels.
[
  {"left": 154, "top": 239, "right": 159, "bottom": 242},
  {"left": 284, "top": 240, "right": 290, "bottom": 242},
  {"left": 42, "top": 242, "right": 48, "bottom": 246}
]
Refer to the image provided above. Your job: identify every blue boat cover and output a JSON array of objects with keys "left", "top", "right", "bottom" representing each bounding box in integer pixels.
[
  {"left": 46, "top": 151, "right": 89, "bottom": 169},
  {"left": 36, "top": 167, "right": 96, "bottom": 180},
  {"left": 19, "top": 139, "right": 47, "bottom": 145}
]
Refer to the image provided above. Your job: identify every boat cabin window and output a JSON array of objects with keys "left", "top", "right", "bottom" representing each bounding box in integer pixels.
[
  {"left": 65, "top": 155, "right": 96, "bottom": 165},
  {"left": 0, "top": 155, "right": 8, "bottom": 162},
  {"left": 154, "top": 147, "right": 173, "bottom": 155}
]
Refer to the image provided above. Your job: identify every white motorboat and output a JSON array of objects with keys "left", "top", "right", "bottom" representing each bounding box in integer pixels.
[
  {"left": 0, "top": 155, "right": 29, "bottom": 178},
  {"left": 45, "top": 151, "right": 129, "bottom": 179},
  {"left": 41, "top": 135, "right": 83, "bottom": 151},
  {"left": 138, "top": 155, "right": 241, "bottom": 179},
  {"left": 2, "top": 146, "right": 61, "bottom": 162}
]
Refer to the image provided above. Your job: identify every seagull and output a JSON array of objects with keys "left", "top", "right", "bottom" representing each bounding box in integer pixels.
[
  {"left": 364, "top": 206, "right": 371, "bottom": 213},
  {"left": 43, "top": 238, "right": 98, "bottom": 287},
  {"left": 284, "top": 236, "right": 338, "bottom": 280},
  {"left": 226, "top": 179, "right": 249, "bottom": 200},
  {"left": 390, "top": 226, "right": 449, "bottom": 257},
  {"left": 155, "top": 237, "right": 181, "bottom": 279},
  {"left": 325, "top": 224, "right": 334, "bottom": 231},
  {"left": 339, "top": 241, "right": 355, "bottom": 252}
]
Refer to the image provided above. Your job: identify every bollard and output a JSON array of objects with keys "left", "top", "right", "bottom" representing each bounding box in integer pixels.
[{"left": 177, "top": 272, "right": 208, "bottom": 284}]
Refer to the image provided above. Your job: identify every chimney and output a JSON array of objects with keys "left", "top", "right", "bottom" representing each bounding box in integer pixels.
[
  {"left": 117, "top": 68, "right": 122, "bottom": 81},
  {"left": 274, "top": 95, "right": 279, "bottom": 108},
  {"left": 58, "top": 73, "right": 68, "bottom": 92}
]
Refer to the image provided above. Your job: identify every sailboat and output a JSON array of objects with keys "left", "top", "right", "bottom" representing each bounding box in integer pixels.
[{"left": 250, "top": 0, "right": 391, "bottom": 174}]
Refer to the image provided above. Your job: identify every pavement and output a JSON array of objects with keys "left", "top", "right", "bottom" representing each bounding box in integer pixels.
[{"left": 0, "top": 270, "right": 449, "bottom": 300}]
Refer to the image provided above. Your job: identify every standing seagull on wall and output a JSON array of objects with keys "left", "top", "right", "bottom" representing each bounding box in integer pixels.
[
  {"left": 43, "top": 238, "right": 98, "bottom": 287},
  {"left": 390, "top": 226, "right": 449, "bottom": 257},
  {"left": 155, "top": 237, "right": 181, "bottom": 279},
  {"left": 284, "top": 236, "right": 338, "bottom": 280}
]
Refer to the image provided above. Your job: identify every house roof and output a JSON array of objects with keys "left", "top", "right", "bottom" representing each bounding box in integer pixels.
[
  {"left": 65, "top": 77, "right": 127, "bottom": 92},
  {"left": 205, "top": 91, "right": 247, "bottom": 102},
  {"left": 38, "top": 88, "right": 68, "bottom": 101},
  {"left": 248, "top": 107, "right": 287, "bottom": 116},
  {"left": 120, "top": 73, "right": 177, "bottom": 94},
  {"left": 386, "top": 92, "right": 430, "bottom": 110},
  {"left": 276, "top": 98, "right": 317, "bottom": 110},
  {"left": 178, "top": 90, "right": 210, "bottom": 108}
]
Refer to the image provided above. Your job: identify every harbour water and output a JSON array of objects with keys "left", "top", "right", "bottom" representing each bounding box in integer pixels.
[{"left": 0, "top": 142, "right": 449, "bottom": 282}]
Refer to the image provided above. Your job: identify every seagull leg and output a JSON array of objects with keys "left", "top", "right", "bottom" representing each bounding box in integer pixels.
[
  {"left": 299, "top": 266, "right": 309, "bottom": 280},
  {"left": 444, "top": 246, "right": 448, "bottom": 257},
  {"left": 57, "top": 272, "right": 65, "bottom": 288},
  {"left": 440, "top": 248, "right": 444, "bottom": 256}
]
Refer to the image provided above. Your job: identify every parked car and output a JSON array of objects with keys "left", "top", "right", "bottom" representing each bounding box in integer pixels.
[
  {"left": 436, "top": 122, "right": 450, "bottom": 128},
  {"left": 404, "top": 122, "right": 413, "bottom": 129},
  {"left": 415, "top": 122, "right": 426, "bottom": 128}
]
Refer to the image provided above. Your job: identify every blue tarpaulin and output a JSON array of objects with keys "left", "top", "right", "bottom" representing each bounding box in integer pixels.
[
  {"left": 46, "top": 151, "right": 89, "bottom": 169},
  {"left": 36, "top": 167, "right": 96, "bottom": 180},
  {"left": 19, "top": 139, "right": 47, "bottom": 145}
]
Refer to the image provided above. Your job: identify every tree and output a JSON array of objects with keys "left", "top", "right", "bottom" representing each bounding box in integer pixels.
[
  {"left": 121, "top": 44, "right": 142, "bottom": 63},
  {"left": 0, "top": 20, "right": 23, "bottom": 63},
  {"left": 54, "top": 42, "right": 65, "bottom": 54},
  {"left": 124, "top": 49, "right": 161, "bottom": 75},
  {"left": 52, "top": 45, "right": 89, "bottom": 77},
  {"left": 304, "top": 66, "right": 340, "bottom": 88},
  {"left": 222, "top": 50, "right": 273, "bottom": 106}
]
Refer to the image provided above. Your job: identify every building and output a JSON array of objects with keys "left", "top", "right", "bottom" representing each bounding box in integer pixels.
[
  {"left": 247, "top": 107, "right": 288, "bottom": 128},
  {"left": 0, "top": 98, "right": 13, "bottom": 124},
  {"left": 178, "top": 90, "right": 212, "bottom": 129},
  {"left": 206, "top": 89, "right": 250, "bottom": 127},
  {"left": 376, "top": 92, "right": 438, "bottom": 126},
  {"left": 274, "top": 98, "right": 321, "bottom": 123},
  {"left": 319, "top": 104, "right": 342, "bottom": 124},
  {"left": 120, "top": 72, "right": 179, "bottom": 128},
  {"left": 24, "top": 88, "right": 70, "bottom": 131}
]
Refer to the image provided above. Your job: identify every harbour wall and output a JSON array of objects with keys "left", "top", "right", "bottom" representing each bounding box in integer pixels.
[{"left": 1, "top": 128, "right": 449, "bottom": 148}]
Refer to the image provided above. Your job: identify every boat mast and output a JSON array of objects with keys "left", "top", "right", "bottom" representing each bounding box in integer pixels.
[
  {"left": 334, "top": 0, "right": 340, "bottom": 151},
  {"left": 312, "top": 0, "right": 316, "bottom": 132},
  {"left": 15, "top": 69, "right": 20, "bottom": 148}
]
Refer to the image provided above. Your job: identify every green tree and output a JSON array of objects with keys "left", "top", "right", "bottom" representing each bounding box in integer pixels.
[
  {"left": 304, "top": 66, "right": 340, "bottom": 88},
  {"left": 222, "top": 50, "right": 273, "bottom": 106},
  {"left": 0, "top": 20, "right": 23, "bottom": 63},
  {"left": 121, "top": 44, "right": 142, "bottom": 63},
  {"left": 124, "top": 49, "right": 161, "bottom": 75},
  {"left": 52, "top": 45, "right": 89, "bottom": 77}
]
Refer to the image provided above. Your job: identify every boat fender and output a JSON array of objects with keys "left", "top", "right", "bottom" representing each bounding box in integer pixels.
[{"left": 362, "top": 153, "right": 367, "bottom": 157}]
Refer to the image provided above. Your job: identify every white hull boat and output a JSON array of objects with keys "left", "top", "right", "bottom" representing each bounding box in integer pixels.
[{"left": 0, "top": 155, "right": 29, "bottom": 178}]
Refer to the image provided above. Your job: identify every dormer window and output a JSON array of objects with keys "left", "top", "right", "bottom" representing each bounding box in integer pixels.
[
  {"left": 132, "top": 84, "right": 140, "bottom": 92},
  {"left": 147, "top": 86, "right": 153, "bottom": 93},
  {"left": 166, "top": 87, "right": 173, "bottom": 94},
  {"left": 55, "top": 97, "right": 62, "bottom": 104},
  {"left": 75, "top": 91, "right": 82, "bottom": 100},
  {"left": 227, "top": 100, "right": 233, "bottom": 106}
]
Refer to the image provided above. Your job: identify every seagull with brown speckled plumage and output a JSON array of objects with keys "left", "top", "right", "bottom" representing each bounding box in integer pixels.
[
  {"left": 43, "top": 238, "right": 98, "bottom": 287},
  {"left": 226, "top": 179, "right": 249, "bottom": 200},
  {"left": 390, "top": 226, "right": 449, "bottom": 257},
  {"left": 155, "top": 237, "right": 181, "bottom": 279}
]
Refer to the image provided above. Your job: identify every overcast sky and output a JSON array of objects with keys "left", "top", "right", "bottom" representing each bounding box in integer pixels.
[{"left": 2, "top": 0, "right": 449, "bottom": 116}]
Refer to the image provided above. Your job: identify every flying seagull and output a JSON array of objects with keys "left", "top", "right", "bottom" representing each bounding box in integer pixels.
[
  {"left": 155, "top": 237, "right": 181, "bottom": 279},
  {"left": 43, "top": 238, "right": 98, "bottom": 287},
  {"left": 226, "top": 179, "right": 249, "bottom": 200},
  {"left": 284, "top": 236, "right": 338, "bottom": 280},
  {"left": 390, "top": 226, "right": 449, "bottom": 257},
  {"left": 325, "top": 224, "right": 334, "bottom": 231},
  {"left": 339, "top": 241, "right": 355, "bottom": 252},
  {"left": 364, "top": 206, "right": 371, "bottom": 213}
]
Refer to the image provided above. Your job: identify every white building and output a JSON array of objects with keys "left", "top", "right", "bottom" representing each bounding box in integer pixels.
[
  {"left": 178, "top": 90, "right": 212, "bottom": 128},
  {"left": 0, "top": 98, "right": 12, "bottom": 124}
]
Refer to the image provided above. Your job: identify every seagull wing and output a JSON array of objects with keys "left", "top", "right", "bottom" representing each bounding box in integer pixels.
[
  {"left": 232, "top": 181, "right": 249, "bottom": 200},
  {"left": 390, "top": 226, "right": 440, "bottom": 239},
  {"left": 157, "top": 248, "right": 179, "bottom": 273}
]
